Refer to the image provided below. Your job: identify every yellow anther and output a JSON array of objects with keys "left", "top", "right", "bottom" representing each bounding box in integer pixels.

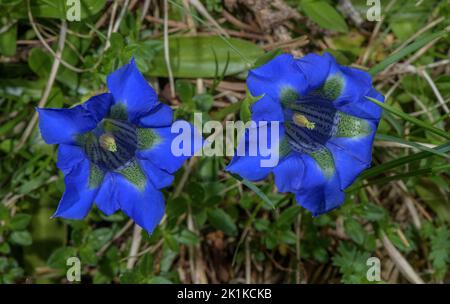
[
  {"left": 99, "top": 134, "right": 117, "bottom": 152},
  {"left": 293, "top": 113, "right": 315, "bottom": 130}
]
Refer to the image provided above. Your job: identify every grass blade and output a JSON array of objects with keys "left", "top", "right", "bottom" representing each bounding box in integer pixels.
[
  {"left": 368, "top": 30, "right": 448, "bottom": 76},
  {"left": 375, "top": 134, "right": 450, "bottom": 159},
  {"left": 367, "top": 96, "right": 450, "bottom": 140},
  {"left": 231, "top": 174, "right": 276, "bottom": 209}
]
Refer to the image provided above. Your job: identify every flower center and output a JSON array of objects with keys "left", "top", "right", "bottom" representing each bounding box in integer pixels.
[
  {"left": 99, "top": 134, "right": 117, "bottom": 152},
  {"left": 81, "top": 118, "right": 138, "bottom": 171},
  {"left": 292, "top": 113, "right": 316, "bottom": 130},
  {"left": 282, "top": 95, "right": 338, "bottom": 154}
]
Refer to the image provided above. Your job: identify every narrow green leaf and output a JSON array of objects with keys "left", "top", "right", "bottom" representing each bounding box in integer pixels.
[
  {"left": 146, "top": 36, "right": 264, "bottom": 78},
  {"left": 368, "top": 31, "right": 448, "bottom": 76},
  {"left": 359, "top": 142, "right": 450, "bottom": 180},
  {"left": 231, "top": 174, "right": 276, "bottom": 209},
  {"left": 375, "top": 134, "right": 450, "bottom": 159},
  {"left": 367, "top": 96, "right": 450, "bottom": 140},
  {"left": 207, "top": 209, "right": 237, "bottom": 236},
  {"left": 300, "top": 0, "right": 348, "bottom": 33}
]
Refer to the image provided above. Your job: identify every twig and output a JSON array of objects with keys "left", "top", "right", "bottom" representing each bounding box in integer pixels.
[
  {"left": 381, "top": 232, "right": 424, "bottom": 284},
  {"left": 140, "top": 0, "right": 151, "bottom": 22},
  {"left": 113, "top": 0, "right": 130, "bottom": 33},
  {"left": 182, "top": 0, "right": 196, "bottom": 34},
  {"left": 360, "top": 0, "right": 397, "bottom": 65},
  {"left": 163, "top": 0, "right": 176, "bottom": 98},
  {"left": 188, "top": 0, "right": 229, "bottom": 38},
  {"left": 126, "top": 224, "right": 143, "bottom": 269},
  {"left": 392, "top": 17, "right": 444, "bottom": 55},
  {"left": 15, "top": 19, "right": 67, "bottom": 152},
  {"left": 295, "top": 213, "right": 303, "bottom": 284},
  {"left": 420, "top": 69, "right": 450, "bottom": 114},
  {"left": 222, "top": 10, "right": 260, "bottom": 33},
  {"left": 0, "top": 20, "right": 17, "bottom": 34},
  {"left": 97, "top": 219, "right": 134, "bottom": 257},
  {"left": 245, "top": 238, "right": 251, "bottom": 284},
  {"left": 26, "top": 0, "right": 85, "bottom": 73}
]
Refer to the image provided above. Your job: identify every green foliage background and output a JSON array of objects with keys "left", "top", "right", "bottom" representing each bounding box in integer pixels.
[{"left": 0, "top": 0, "right": 449, "bottom": 283}]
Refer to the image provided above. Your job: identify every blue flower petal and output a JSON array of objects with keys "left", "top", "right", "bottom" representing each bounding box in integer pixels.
[
  {"left": 138, "top": 157, "right": 174, "bottom": 189},
  {"left": 82, "top": 93, "right": 114, "bottom": 123},
  {"left": 226, "top": 123, "right": 282, "bottom": 181},
  {"left": 56, "top": 144, "right": 87, "bottom": 175},
  {"left": 295, "top": 52, "right": 332, "bottom": 91},
  {"left": 294, "top": 154, "right": 345, "bottom": 216},
  {"left": 323, "top": 57, "right": 384, "bottom": 121},
  {"left": 326, "top": 140, "right": 370, "bottom": 190},
  {"left": 53, "top": 159, "right": 97, "bottom": 219},
  {"left": 326, "top": 58, "right": 372, "bottom": 102},
  {"left": 251, "top": 95, "right": 284, "bottom": 123},
  {"left": 136, "top": 121, "right": 202, "bottom": 174},
  {"left": 336, "top": 87, "right": 384, "bottom": 121},
  {"left": 115, "top": 173, "right": 165, "bottom": 234},
  {"left": 247, "top": 54, "right": 308, "bottom": 101},
  {"left": 37, "top": 106, "right": 97, "bottom": 145},
  {"left": 325, "top": 115, "right": 377, "bottom": 188},
  {"left": 273, "top": 153, "right": 304, "bottom": 193},
  {"left": 106, "top": 58, "right": 158, "bottom": 123},
  {"left": 94, "top": 172, "right": 120, "bottom": 216},
  {"left": 138, "top": 102, "right": 173, "bottom": 128}
]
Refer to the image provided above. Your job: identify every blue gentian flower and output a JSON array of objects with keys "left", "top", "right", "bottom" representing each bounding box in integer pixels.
[
  {"left": 227, "top": 53, "right": 384, "bottom": 215},
  {"left": 38, "top": 59, "right": 199, "bottom": 234}
]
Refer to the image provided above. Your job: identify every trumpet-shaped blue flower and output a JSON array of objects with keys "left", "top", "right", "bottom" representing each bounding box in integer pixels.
[
  {"left": 227, "top": 53, "right": 384, "bottom": 215},
  {"left": 38, "top": 59, "right": 199, "bottom": 234}
]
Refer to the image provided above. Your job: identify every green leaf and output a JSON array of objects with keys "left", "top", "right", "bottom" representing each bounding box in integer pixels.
[
  {"left": 375, "top": 134, "right": 450, "bottom": 159},
  {"left": 359, "top": 142, "right": 450, "bottom": 180},
  {"left": 279, "top": 230, "right": 297, "bottom": 245},
  {"left": 276, "top": 206, "right": 301, "bottom": 228},
  {"left": 428, "top": 227, "right": 450, "bottom": 280},
  {"left": 333, "top": 242, "right": 372, "bottom": 283},
  {"left": 0, "top": 243, "right": 11, "bottom": 254},
  {"left": 9, "top": 214, "right": 32, "bottom": 231},
  {"left": 148, "top": 276, "right": 173, "bottom": 284},
  {"left": 344, "top": 218, "right": 366, "bottom": 245},
  {"left": 175, "top": 80, "right": 195, "bottom": 104},
  {"left": 367, "top": 97, "right": 450, "bottom": 140},
  {"left": 163, "top": 233, "right": 179, "bottom": 252},
  {"left": 193, "top": 93, "right": 215, "bottom": 112},
  {"left": 47, "top": 247, "right": 78, "bottom": 270},
  {"left": 211, "top": 100, "right": 242, "bottom": 121},
  {"left": 187, "top": 182, "right": 206, "bottom": 204},
  {"left": 416, "top": 184, "right": 450, "bottom": 223},
  {"left": 87, "top": 228, "right": 113, "bottom": 250},
  {"left": 10, "top": 231, "right": 32, "bottom": 246},
  {"left": 146, "top": 36, "right": 264, "bottom": 78},
  {"left": 177, "top": 229, "right": 200, "bottom": 245},
  {"left": 207, "top": 208, "right": 237, "bottom": 236},
  {"left": 11, "top": 0, "right": 107, "bottom": 19},
  {"left": 0, "top": 22, "right": 17, "bottom": 56},
  {"left": 28, "top": 48, "right": 52, "bottom": 78},
  {"left": 240, "top": 90, "right": 264, "bottom": 123},
  {"left": 300, "top": 0, "right": 348, "bottom": 33},
  {"left": 231, "top": 174, "right": 276, "bottom": 209}
]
